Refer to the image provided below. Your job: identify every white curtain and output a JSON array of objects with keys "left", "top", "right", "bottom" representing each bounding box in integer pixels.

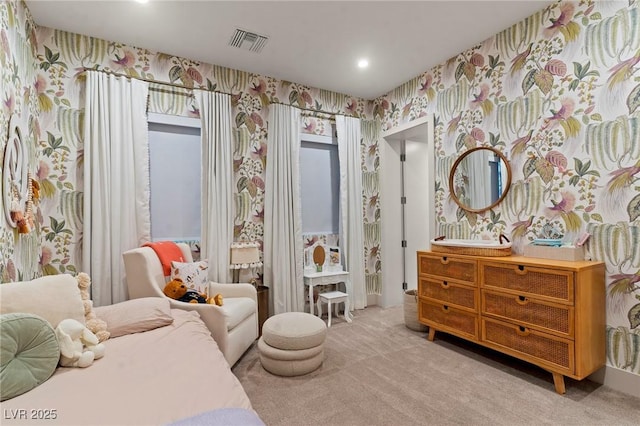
[
  {"left": 336, "top": 115, "right": 366, "bottom": 310},
  {"left": 264, "top": 104, "right": 303, "bottom": 314},
  {"left": 83, "top": 71, "right": 150, "bottom": 306},
  {"left": 196, "top": 90, "right": 234, "bottom": 283}
]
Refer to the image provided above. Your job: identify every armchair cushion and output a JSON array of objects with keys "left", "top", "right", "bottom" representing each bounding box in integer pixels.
[
  {"left": 171, "top": 260, "right": 209, "bottom": 296},
  {"left": 221, "top": 298, "right": 257, "bottom": 331}
]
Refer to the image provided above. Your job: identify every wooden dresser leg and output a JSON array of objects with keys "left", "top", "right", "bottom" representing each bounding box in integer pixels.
[
  {"left": 427, "top": 328, "right": 436, "bottom": 342},
  {"left": 552, "top": 372, "right": 566, "bottom": 395}
]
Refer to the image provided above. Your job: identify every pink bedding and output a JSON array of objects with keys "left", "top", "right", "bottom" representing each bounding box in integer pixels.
[{"left": 0, "top": 309, "right": 254, "bottom": 425}]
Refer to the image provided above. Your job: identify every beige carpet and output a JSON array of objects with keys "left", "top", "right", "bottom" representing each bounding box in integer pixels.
[{"left": 233, "top": 305, "right": 640, "bottom": 426}]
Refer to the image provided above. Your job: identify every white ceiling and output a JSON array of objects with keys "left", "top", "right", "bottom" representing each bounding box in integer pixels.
[{"left": 26, "top": 0, "right": 552, "bottom": 100}]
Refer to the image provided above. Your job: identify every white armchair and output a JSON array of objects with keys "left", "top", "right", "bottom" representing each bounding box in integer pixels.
[{"left": 122, "top": 243, "right": 258, "bottom": 366}]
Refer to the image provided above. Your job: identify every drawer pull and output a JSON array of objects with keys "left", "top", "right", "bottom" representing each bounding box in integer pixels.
[
  {"left": 440, "top": 256, "right": 449, "bottom": 264},
  {"left": 516, "top": 326, "right": 530, "bottom": 336},
  {"left": 441, "top": 281, "right": 449, "bottom": 289},
  {"left": 516, "top": 295, "right": 529, "bottom": 305},
  {"left": 516, "top": 265, "right": 527, "bottom": 275},
  {"left": 442, "top": 305, "right": 450, "bottom": 313}
]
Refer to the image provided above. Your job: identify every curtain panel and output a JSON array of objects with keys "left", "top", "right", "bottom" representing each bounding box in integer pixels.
[
  {"left": 196, "top": 91, "right": 234, "bottom": 283},
  {"left": 336, "top": 115, "right": 367, "bottom": 310},
  {"left": 83, "top": 71, "right": 150, "bottom": 306},
  {"left": 264, "top": 104, "right": 303, "bottom": 314}
]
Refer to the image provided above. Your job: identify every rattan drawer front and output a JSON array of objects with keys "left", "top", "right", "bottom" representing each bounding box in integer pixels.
[
  {"left": 480, "top": 262, "right": 573, "bottom": 303},
  {"left": 419, "top": 254, "right": 476, "bottom": 283},
  {"left": 482, "top": 318, "right": 574, "bottom": 373},
  {"left": 419, "top": 277, "right": 477, "bottom": 311},
  {"left": 481, "top": 290, "right": 573, "bottom": 337},
  {"left": 419, "top": 299, "right": 478, "bottom": 340}
]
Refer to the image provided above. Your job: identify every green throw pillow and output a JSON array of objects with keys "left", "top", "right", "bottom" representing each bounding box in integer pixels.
[{"left": 0, "top": 313, "right": 60, "bottom": 401}]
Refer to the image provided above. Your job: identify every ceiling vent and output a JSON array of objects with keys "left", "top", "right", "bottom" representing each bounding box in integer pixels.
[{"left": 229, "top": 28, "right": 268, "bottom": 53}]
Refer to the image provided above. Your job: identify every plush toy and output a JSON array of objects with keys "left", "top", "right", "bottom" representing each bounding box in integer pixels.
[
  {"left": 163, "top": 278, "right": 223, "bottom": 306},
  {"left": 77, "top": 272, "right": 110, "bottom": 342},
  {"left": 55, "top": 318, "right": 105, "bottom": 368}
]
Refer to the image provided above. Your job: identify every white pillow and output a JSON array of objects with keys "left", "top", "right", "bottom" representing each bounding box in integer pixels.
[
  {"left": 170, "top": 260, "right": 209, "bottom": 296},
  {"left": 0, "top": 274, "right": 85, "bottom": 328}
]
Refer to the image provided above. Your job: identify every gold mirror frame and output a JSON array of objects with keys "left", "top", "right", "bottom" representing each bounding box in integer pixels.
[
  {"left": 448, "top": 146, "right": 512, "bottom": 214},
  {"left": 312, "top": 245, "right": 325, "bottom": 266}
]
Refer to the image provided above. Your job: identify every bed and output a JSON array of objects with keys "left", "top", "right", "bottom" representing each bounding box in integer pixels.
[{"left": 0, "top": 274, "right": 262, "bottom": 425}]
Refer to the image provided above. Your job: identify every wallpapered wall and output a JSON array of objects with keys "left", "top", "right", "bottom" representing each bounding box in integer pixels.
[
  {"left": 0, "top": 0, "right": 40, "bottom": 281},
  {"left": 1, "top": 0, "right": 638, "bottom": 375},
  {"left": 0, "top": 1, "right": 384, "bottom": 295},
  {"left": 376, "top": 0, "right": 639, "bottom": 374}
]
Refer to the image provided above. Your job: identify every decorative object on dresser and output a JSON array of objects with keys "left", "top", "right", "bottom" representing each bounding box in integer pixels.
[
  {"left": 430, "top": 234, "right": 512, "bottom": 257},
  {"left": 417, "top": 251, "right": 605, "bottom": 394}
]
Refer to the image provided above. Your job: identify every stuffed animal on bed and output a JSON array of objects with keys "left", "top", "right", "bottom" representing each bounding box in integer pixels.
[
  {"left": 77, "top": 272, "right": 110, "bottom": 342},
  {"left": 55, "top": 318, "right": 105, "bottom": 368},
  {"left": 163, "top": 278, "right": 223, "bottom": 306}
]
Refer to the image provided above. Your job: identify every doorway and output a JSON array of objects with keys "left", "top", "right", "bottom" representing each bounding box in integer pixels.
[{"left": 378, "top": 115, "right": 434, "bottom": 308}]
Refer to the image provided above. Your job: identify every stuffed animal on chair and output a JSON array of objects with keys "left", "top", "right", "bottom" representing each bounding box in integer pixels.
[
  {"left": 163, "top": 278, "right": 223, "bottom": 306},
  {"left": 55, "top": 318, "right": 105, "bottom": 368}
]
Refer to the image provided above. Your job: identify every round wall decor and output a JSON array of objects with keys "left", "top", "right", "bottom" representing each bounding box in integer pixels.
[{"left": 3, "top": 117, "right": 32, "bottom": 232}]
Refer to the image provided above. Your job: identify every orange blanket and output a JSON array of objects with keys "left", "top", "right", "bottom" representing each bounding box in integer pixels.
[{"left": 142, "top": 241, "right": 185, "bottom": 276}]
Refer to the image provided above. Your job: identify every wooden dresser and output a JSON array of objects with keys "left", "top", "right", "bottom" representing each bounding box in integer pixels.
[{"left": 417, "top": 251, "right": 605, "bottom": 394}]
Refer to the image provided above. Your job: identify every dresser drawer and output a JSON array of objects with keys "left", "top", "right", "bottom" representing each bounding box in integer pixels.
[
  {"left": 481, "top": 290, "right": 573, "bottom": 337},
  {"left": 419, "top": 254, "right": 476, "bottom": 283},
  {"left": 480, "top": 262, "right": 573, "bottom": 304},
  {"left": 482, "top": 318, "right": 574, "bottom": 374},
  {"left": 419, "top": 277, "right": 477, "bottom": 311},
  {"left": 419, "top": 299, "right": 478, "bottom": 340}
]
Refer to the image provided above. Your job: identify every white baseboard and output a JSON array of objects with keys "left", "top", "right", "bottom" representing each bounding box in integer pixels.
[{"left": 589, "top": 365, "right": 640, "bottom": 398}]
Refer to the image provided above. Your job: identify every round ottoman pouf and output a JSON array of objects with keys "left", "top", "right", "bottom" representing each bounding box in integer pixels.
[{"left": 259, "top": 312, "right": 327, "bottom": 376}]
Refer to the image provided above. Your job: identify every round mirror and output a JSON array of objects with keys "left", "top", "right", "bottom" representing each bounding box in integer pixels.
[{"left": 449, "top": 147, "right": 511, "bottom": 213}]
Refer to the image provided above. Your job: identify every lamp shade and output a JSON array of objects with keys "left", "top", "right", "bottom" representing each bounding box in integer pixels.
[{"left": 230, "top": 242, "right": 263, "bottom": 269}]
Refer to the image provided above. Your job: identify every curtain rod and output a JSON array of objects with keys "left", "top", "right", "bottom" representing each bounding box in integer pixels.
[
  {"left": 270, "top": 101, "right": 342, "bottom": 119},
  {"left": 82, "top": 68, "right": 352, "bottom": 119},
  {"left": 80, "top": 67, "right": 234, "bottom": 96}
]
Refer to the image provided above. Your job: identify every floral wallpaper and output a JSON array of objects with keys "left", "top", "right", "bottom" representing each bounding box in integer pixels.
[
  {"left": 0, "top": 0, "right": 41, "bottom": 282},
  {"left": 0, "top": 1, "right": 383, "bottom": 295},
  {"left": 3, "top": 0, "right": 637, "bottom": 376},
  {"left": 377, "top": 0, "right": 640, "bottom": 374}
]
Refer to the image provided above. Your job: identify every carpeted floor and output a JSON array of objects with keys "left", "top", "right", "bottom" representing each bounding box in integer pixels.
[{"left": 232, "top": 305, "right": 640, "bottom": 426}]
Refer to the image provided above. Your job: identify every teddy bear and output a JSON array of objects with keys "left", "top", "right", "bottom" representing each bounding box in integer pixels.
[
  {"left": 77, "top": 272, "right": 110, "bottom": 342},
  {"left": 55, "top": 318, "right": 105, "bottom": 368},
  {"left": 163, "top": 278, "right": 223, "bottom": 306}
]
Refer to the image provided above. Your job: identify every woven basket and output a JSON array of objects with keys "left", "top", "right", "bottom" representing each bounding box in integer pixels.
[
  {"left": 404, "top": 290, "right": 428, "bottom": 332},
  {"left": 430, "top": 234, "right": 512, "bottom": 257},
  {"left": 430, "top": 244, "right": 511, "bottom": 257}
]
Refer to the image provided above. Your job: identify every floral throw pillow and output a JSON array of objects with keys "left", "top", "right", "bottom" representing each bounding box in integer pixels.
[{"left": 170, "top": 260, "right": 209, "bottom": 296}]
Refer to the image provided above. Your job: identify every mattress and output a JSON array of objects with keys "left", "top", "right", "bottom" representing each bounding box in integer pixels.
[{"left": 0, "top": 309, "right": 254, "bottom": 425}]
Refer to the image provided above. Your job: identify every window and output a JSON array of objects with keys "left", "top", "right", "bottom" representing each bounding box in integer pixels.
[
  {"left": 299, "top": 133, "right": 339, "bottom": 234},
  {"left": 148, "top": 113, "right": 201, "bottom": 241}
]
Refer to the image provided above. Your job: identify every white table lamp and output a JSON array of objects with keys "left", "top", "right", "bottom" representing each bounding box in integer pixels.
[{"left": 230, "top": 242, "right": 263, "bottom": 283}]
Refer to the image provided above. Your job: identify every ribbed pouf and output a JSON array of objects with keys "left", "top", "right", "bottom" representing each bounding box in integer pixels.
[{"left": 258, "top": 312, "right": 327, "bottom": 376}]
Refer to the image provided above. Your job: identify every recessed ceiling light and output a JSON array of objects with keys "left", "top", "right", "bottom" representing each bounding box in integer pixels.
[
  {"left": 358, "top": 59, "right": 369, "bottom": 69},
  {"left": 135, "top": 0, "right": 149, "bottom": 4}
]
